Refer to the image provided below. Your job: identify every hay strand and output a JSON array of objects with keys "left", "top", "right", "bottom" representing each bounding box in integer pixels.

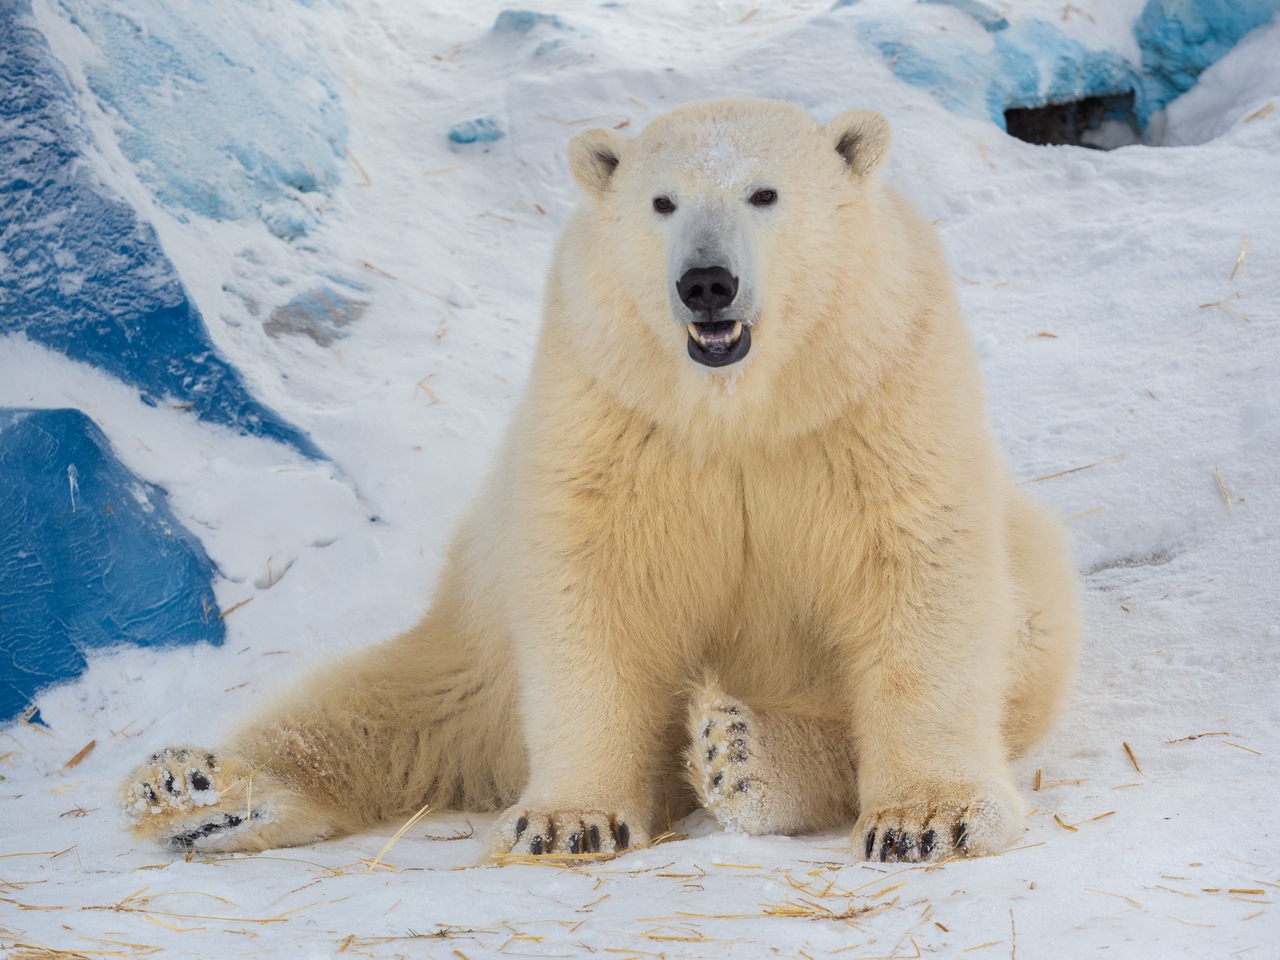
[
  {"left": 1214, "top": 467, "right": 1234, "bottom": 511},
  {"left": 63, "top": 741, "right": 96, "bottom": 769},
  {"left": 216, "top": 597, "right": 253, "bottom": 620},
  {"left": 1243, "top": 101, "right": 1274, "bottom": 123},
  {"left": 1199, "top": 291, "right": 1249, "bottom": 320},
  {"left": 1167, "top": 731, "right": 1229, "bottom": 743},
  {"left": 367, "top": 802, "right": 432, "bottom": 873},
  {"left": 1122, "top": 742, "right": 1142, "bottom": 775},
  {"left": 1223, "top": 740, "right": 1262, "bottom": 755},
  {"left": 1028, "top": 453, "right": 1124, "bottom": 483},
  {"left": 1067, "top": 505, "right": 1105, "bottom": 520},
  {"left": 1229, "top": 236, "right": 1249, "bottom": 280},
  {"left": 1085, "top": 887, "right": 1142, "bottom": 908},
  {"left": 343, "top": 147, "right": 372, "bottom": 187}
]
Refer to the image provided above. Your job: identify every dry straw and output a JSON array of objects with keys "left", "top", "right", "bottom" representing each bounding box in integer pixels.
[{"left": 366, "top": 801, "right": 433, "bottom": 872}]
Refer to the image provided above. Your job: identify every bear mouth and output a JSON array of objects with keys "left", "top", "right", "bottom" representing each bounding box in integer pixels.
[{"left": 687, "top": 320, "right": 751, "bottom": 367}]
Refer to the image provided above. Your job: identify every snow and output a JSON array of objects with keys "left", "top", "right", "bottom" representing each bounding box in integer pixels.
[
  {"left": 3, "top": 0, "right": 1280, "bottom": 957},
  {"left": 53, "top": 0, "right": 347, "bottom": 237}
]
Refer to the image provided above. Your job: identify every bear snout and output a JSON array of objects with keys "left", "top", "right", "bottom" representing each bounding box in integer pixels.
[{"left": 677, "top": 266, "right": 738, "bottom": 315}]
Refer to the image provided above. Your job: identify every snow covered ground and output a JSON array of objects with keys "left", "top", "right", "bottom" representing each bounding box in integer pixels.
[{"left": 3, "top": 0, "right": 1279, "bottom": 956}]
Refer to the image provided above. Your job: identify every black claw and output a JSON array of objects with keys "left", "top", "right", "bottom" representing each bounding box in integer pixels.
[
  {"left": 711, "top": 772, "right": 723, "bottom": 788},
  {"left": 617, "top": 822, "right": 630, "bottom": 849},
  {"left": 921, "top": 829, "right": 937, "bottom": 859},
  {"left": 515, "top": 816, "right": 528, "bottom": 839},
  {"left": 588, "top": 824, "right": 601, "bottom": 852},
  {"left": 735, "top": 779, "right": 749, "bottom": 793},
  {"left": 205, "top": 754, "right": 218, "bottom": 769},
  {"left": 725, "top": 705, "right": 740, "bottom": 714},
  {"left": 699, "top": 720, "right": 714, "bottom": 739},
  {"left": 705, "top": 745, "right": 717, "bottom": 762},
  {"left": 865, "top": 829, "right": 876, "bottom": 860},
  {"left": 142, "top": 783, "right": 158, "bottom": 803},
  {"left": 954, "top": 821, "right": 969, "bottom": 850},
  {"left": 897, "top": 831, "right": 914, "bottom": 860},
  {"left": 162, "top": 771, "right": 178, "bottom": 794},
  {"left": 728, "top": 721, "right": 747, "bottom": 734},
  {"left": 530, "top": 835, "right": 543, "bottom": 855},
  {"left": 190, "top": 771, "right": 211, "bottom": 792},
  {"left": 880, "top": 828, "right": 898, "bottom": 862},
  {"left": 568, "top": 833, "right": 581, "bottom": 854}
]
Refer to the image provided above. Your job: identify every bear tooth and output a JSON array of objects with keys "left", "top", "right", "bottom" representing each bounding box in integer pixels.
[
  {"left": 687, "top": 322, "right": 706, "bottom": 346},
  {"left": 730, "top": 320, "right": 743, "bottom": 342}
]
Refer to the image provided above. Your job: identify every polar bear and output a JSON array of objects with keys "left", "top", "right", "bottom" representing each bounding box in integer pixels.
[{"left": 122, "top": 97, "right": 1080, "bottom": 863}]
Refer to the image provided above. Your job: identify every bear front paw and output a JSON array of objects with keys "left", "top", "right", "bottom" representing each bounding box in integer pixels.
[
  {"left": 490, "top": 807, "right": 645, "bottom": 858},
  {"left": 854, "top": 792, "right": 1018, "bottom": 863}
]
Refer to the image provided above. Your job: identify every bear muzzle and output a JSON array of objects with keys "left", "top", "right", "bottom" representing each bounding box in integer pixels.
[
  {"left": 675, "top": 265, "right": 752, "bottom": 367},
  {"left": 687, "top": 319, "right": 751, "bottom": 367}
]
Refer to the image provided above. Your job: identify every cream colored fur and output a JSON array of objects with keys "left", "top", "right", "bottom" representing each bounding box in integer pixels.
[{"left": 122, "top": 98, "right": 1081, "bottom": 863}]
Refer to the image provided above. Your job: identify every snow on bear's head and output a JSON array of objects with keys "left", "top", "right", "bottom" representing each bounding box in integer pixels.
[{"left": 554, "top": 97, "right": 905, "bottom": 443}]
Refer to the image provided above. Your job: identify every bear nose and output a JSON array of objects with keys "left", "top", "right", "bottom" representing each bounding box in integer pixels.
[{"left": 677, "top": 266, "right": 738, "bottom": 314}]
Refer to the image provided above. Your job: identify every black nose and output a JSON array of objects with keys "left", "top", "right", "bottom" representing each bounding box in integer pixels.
[{"left": 677, "top": 266, "right": 738, "bottom": 314}]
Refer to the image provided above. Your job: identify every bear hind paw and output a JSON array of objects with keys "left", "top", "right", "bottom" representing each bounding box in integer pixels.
[
  {"left": 122, "top": 746, "right": 277, "bottom": 851},
  {"left": 689, "top": 693, "right": 778, "bottom": 834}
]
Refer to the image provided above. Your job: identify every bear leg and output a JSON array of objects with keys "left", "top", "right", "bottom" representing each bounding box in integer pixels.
[
  {"left": 121, "top": 745, "right": 334, "bottom": 852},
  {"left": 123, "top": 586, "right": 525, "bottom": 853},
  {"left": 1001, "top": 488, "right": 1083, "bottom": 758}
]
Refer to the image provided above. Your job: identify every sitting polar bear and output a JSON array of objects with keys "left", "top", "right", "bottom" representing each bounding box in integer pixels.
[{"left": 123, "top": 97, "right": 1080, "bottom": 863}]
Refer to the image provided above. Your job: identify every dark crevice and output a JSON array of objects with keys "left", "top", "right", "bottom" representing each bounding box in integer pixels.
[{"left": 1005, "top": 92, "right": 1141, "bottom": 149}]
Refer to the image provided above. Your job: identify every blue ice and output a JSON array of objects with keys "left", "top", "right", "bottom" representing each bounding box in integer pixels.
[{"left": 0, "top": 409, "right": 223, "bottom": 723}]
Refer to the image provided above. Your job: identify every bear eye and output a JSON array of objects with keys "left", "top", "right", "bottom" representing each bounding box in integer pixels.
[
  {"left": 749, "top": 188, "right": 777, "bottom": 207},
  {"left": 652, "top": 195, "right": 676, "bottom": 214}
]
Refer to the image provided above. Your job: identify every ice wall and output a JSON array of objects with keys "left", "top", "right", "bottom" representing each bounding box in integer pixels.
[
  {"left": 0, "top": 409, "right": 223, "bottom": 722},
  {"left": 1, "top": 0, "right": 322, "bottom": 720},
  {"left": 0, "top": 0, "right": 322, "bottom": 457},
  {"left": 1135, "top": 0, "right": 1280, "bottom": 114},
  {"left": 829, "top": 0, "right": 1280, "bottom": 133}
]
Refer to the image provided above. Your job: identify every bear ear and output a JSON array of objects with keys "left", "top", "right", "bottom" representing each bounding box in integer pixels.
[
  {"left": 568, "top": 127, "right": 629, "bottom": 197},
  {"left": 826, "top": 109, "right": 892, "bottom": 178}
]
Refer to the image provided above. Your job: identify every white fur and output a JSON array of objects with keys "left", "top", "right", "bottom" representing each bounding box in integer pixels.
[{"left": 122, "top": 98, "right": 1081, "bottom": 863}]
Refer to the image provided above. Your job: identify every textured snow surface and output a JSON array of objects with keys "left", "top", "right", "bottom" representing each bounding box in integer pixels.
[
  {"left": 2, "top": 0, "right": 1280, "bottom": 958},
  {"left": 0, "top": 0, "right": 323, "bottom": 457},
  {"left": 53, "top": 0, "right": 347, "bottom": 238}
]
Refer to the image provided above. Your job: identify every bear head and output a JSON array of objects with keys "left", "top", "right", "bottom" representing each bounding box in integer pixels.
[{"left": 554, "top": 97, "right": 917, "bottom": 446}]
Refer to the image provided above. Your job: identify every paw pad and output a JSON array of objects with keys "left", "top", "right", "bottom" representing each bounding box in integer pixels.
[
  {"left": 689, "top": 694, "right": 776, "bottom": 833},
  {"left": 126, "top": 746, "right": 229, "bottom": 819}
]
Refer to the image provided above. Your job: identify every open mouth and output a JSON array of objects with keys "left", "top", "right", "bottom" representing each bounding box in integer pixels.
[{"left": 687, "top": 320, "right": 751, "bottom": 367}]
